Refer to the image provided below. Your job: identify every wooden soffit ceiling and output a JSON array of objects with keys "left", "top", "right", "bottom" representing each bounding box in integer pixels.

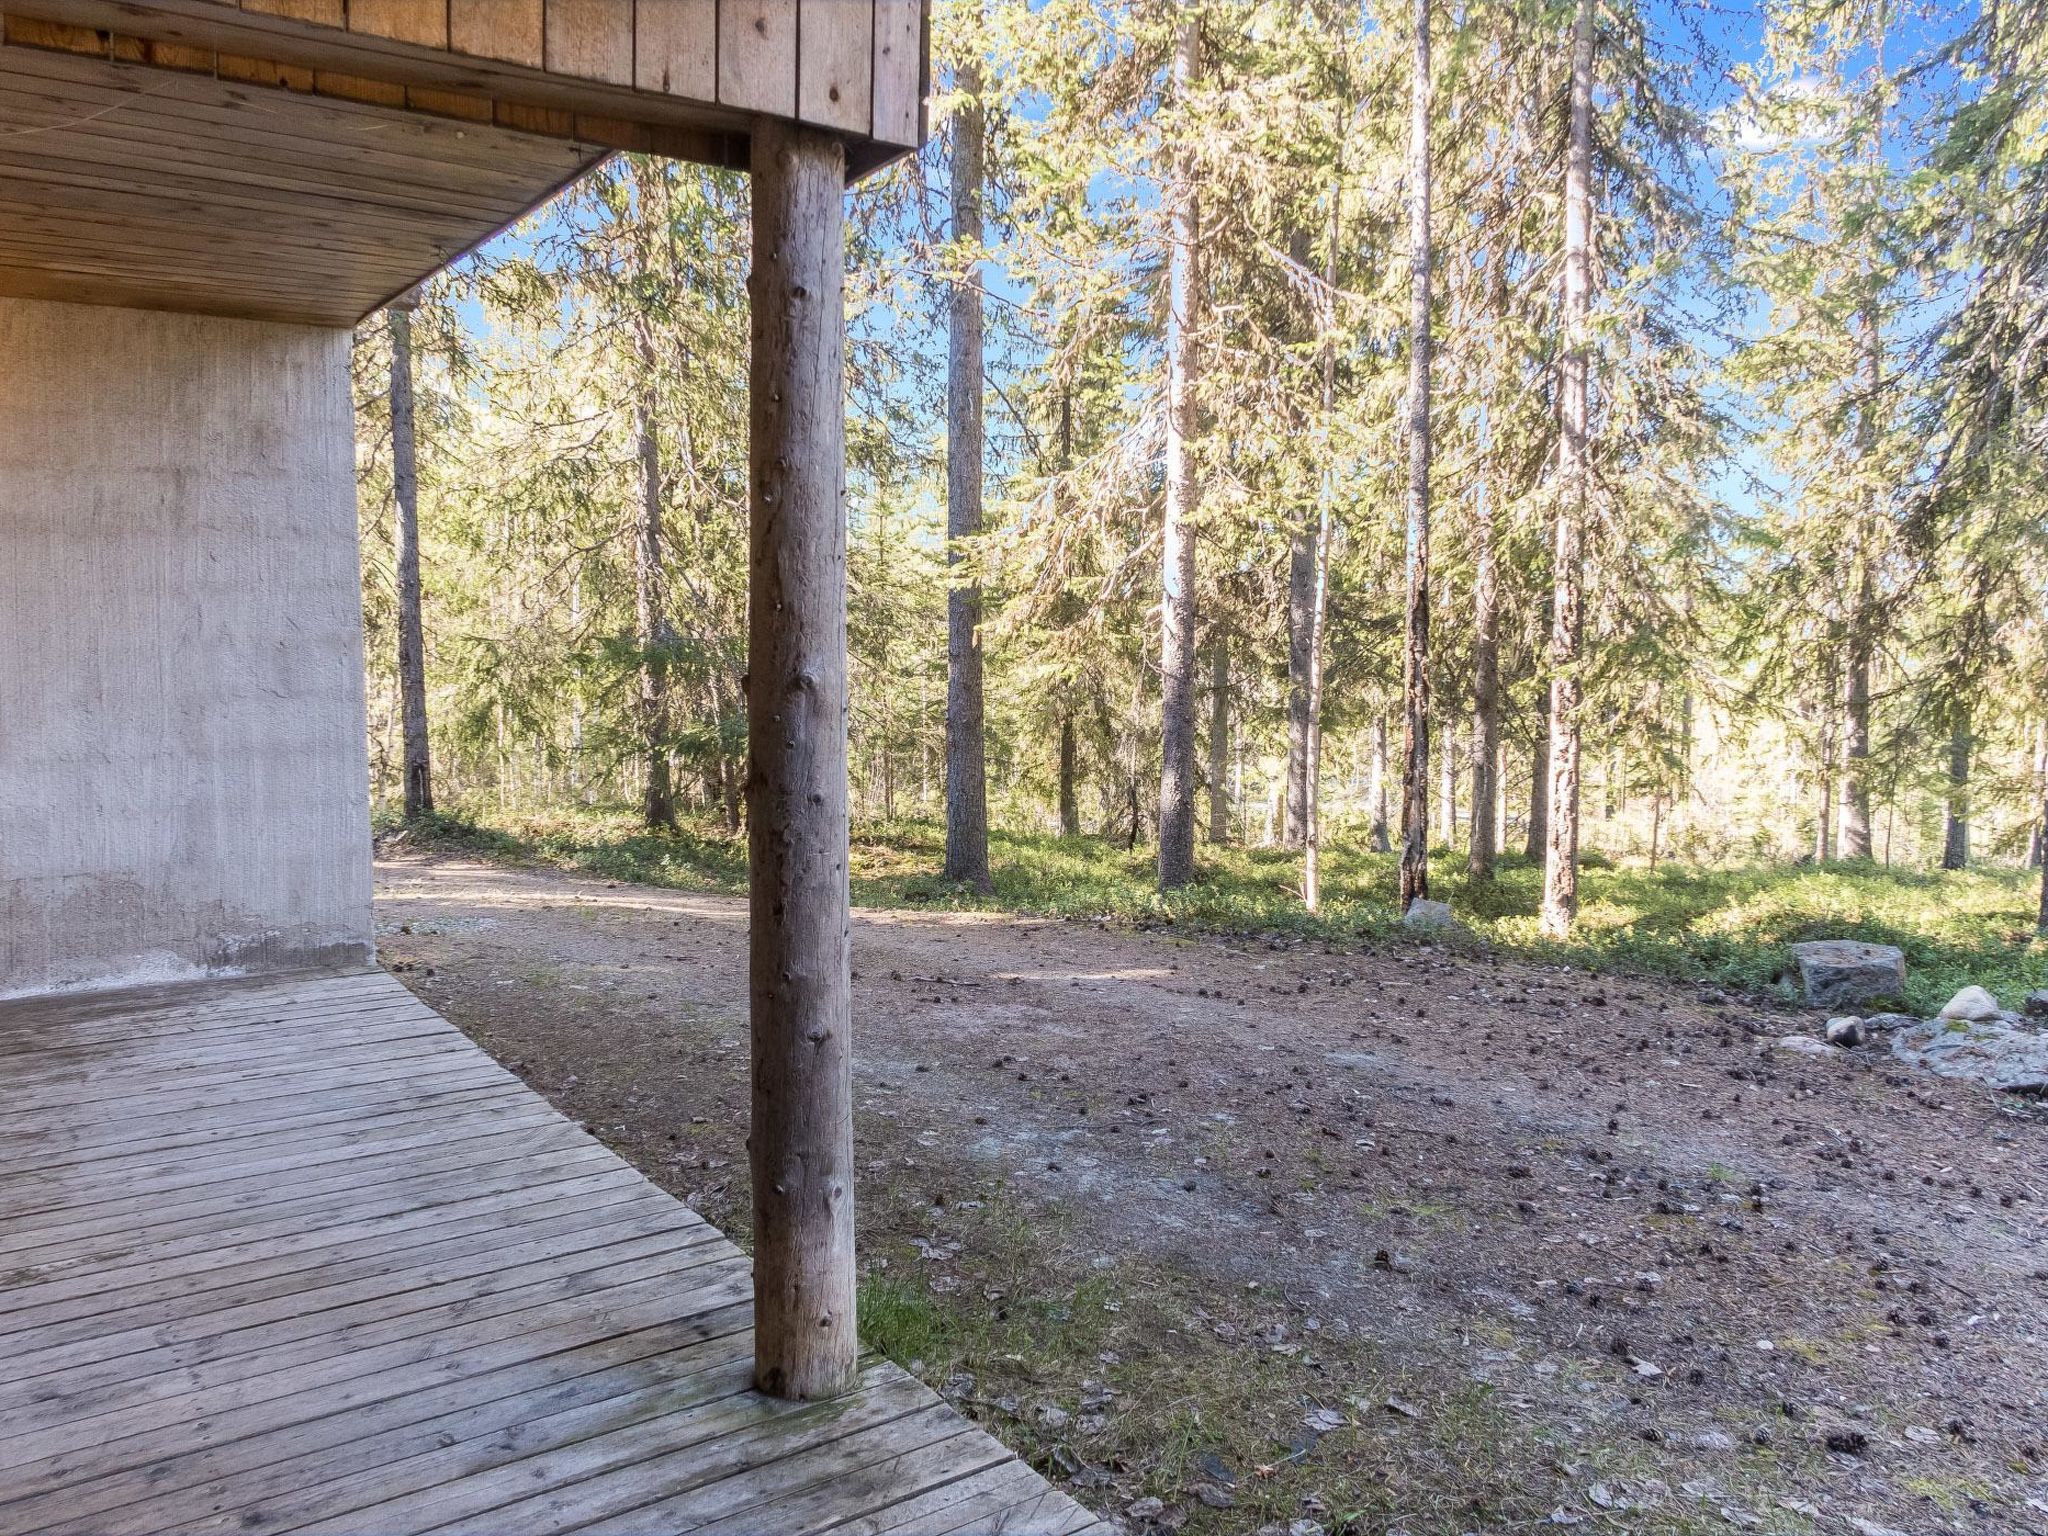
[
  {"left": 0, "top": 2, "right": 928, "bottom": 325},
  {"left": 0, "top": 39, "right": 607, "bottom": 324}
]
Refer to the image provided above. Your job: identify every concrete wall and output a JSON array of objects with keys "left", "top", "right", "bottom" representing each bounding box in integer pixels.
[{"left": 0, "top": 297, "right": 375, "bottom": 996}]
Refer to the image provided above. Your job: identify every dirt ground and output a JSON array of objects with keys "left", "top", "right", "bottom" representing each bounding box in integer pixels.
[{"left": 374, "top": 851, "right": 2048, "bottom": 1536}]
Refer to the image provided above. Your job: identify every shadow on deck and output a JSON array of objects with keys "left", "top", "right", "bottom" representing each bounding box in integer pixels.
[{"left": 0, "top": 970, "right": 1100, "bottom": 1535}]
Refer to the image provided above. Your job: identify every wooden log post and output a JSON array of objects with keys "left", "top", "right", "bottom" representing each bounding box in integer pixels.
[{"left": 745, "top": 117, "right": 858, "bottom": 1403}]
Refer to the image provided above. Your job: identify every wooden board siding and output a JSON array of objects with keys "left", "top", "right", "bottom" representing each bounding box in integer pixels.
[
  {"left": 0, "top": 0, "right": 927, "bottom": 172},
  {"left": 0, "top": 969, "right": 1103, "bottom": 1536},
  {"left": 0, "top": 43, "right": 605, "bottom": 323}
]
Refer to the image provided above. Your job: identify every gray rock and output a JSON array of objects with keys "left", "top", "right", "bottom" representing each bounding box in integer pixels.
[
  {"left": 1823, "top": 1016, "right": 1866, "bottom": 1048},
  {"left": 1890, "top": 1014, "right": 2048, "bottom": 1097},
  {"left": 1787, "top": 940, "right": 1906, "bottom": 1010},
  {"left": 1861, "top": 1012, "right": 1919, "bottom": 1033},
  {"left": 1401, "top": 898, "right": 1459, "bottom": 931},
  {"left": 1691, "top": 1429, "right": 1737, "bottom": 1452},
  {"left": 2025, "top": 990, "right": 2048, "bottom": 1018},
  {"left": 1938, "top": 985, "right": 2002, "bottom": 1021}
]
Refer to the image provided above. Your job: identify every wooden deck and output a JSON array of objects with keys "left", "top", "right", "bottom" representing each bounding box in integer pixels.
[{"left": 0, "top": 970, "right": 1102, "bottom": 1536}]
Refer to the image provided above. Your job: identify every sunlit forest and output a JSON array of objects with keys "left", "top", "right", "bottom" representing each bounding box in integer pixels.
[{"left": 354, "top": 0, "right": 2048, "bottom": 943}]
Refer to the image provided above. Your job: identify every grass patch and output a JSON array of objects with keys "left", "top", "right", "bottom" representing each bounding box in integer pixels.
[{"left": 384, "top": 805, "right": 2048, "bottom": 1013}]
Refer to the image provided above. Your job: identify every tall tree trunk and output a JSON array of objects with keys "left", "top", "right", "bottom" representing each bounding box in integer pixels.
[
  {"left": 2039, "top": 762, "right": 2048, "bottom": 933},
  {"left": 2030, "top": 719, "right": 2046, "bottom": 869},
  {"left": 1438, "top": 726, "right": 1456, "bottom": 846},
  {"left": 634, "top": 325, "right": 677, "bottom": 834},
  {"left": 1526, "top": 705, "right": 1550, "bottom": 860},
  {"left": 1059, "top": 715, "right": 1081, "bottom": 837},
  {"left": 1813, "top": 714, "right": 1834, "bottom": 862},
  {"left": 746, "top": 121, "right": 856, "bottom": 1402},
  {"left": 387, "top": 300, "right": 433, "bottom": 822},
  {"left": 1467, "top": 258, "right": 1502, "bottom": 879},
  {"left": 1207, "top": 635, "right": 1231, "bottom": 844},
  {"left": 943, "top": 46, "right": 992, "bottom": 891},
  {"left": 1369, "top": 716, "right": 1392, "bottom": 853},
  {"left": 1839, "top": 572, "right": 1875, "bottom": 859},
  {"left": 1157, "top": 11, "right": 1203, "bottom": 892},
  {"left": 1301, "top": 137, "right": 1343, "bottom": 912},
  {"left": 1283, "top": 226, "right": 1315, "bottom": 852},
  {"left": 1540, "top": 0, "right": 1594, "bottom": 940},
  {"left": 1283, "top": 255, "right": 1314, "bottom": 847},
  {"left": 1941, "top": 710, "right": 1970, "bottom": 870},
  {"left": 1397, "top": 0, "right": 1434, "bottom": 913}
]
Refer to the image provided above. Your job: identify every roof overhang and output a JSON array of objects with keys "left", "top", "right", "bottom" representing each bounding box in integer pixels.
[{"left": 0, "top": 1, "right": 927, "bottom": 325}]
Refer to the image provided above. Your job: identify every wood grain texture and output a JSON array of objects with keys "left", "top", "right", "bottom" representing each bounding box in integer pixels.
[
  {"left": 871, "top": 0, "right": 921, "bottom": 144},
  {"left": 716, "top": 0, "right": 795, "bottom": 116},
  {"left": 346, "top": 0, "right": 447, "bottom": 48},
  {"left": 451, "top": 0, "right": 543, "bottom": 65},
  {"left": 797, "top": 0, "right": 870, "bottom": 134},
  {"left": 746, "top": 117, "right": 857, "bottom": 1403},
  {"left": 634, "top": 0, "right": 714, "bottom": 97},
  {"left": 0, "top": 969, "right": 1100, "bottom": 1534},
  {"left": 0, "top": 45, "right": 601, "bottom": 324},
  {"left": 546, "top": 0, "right": 632, "bottom": 84}
]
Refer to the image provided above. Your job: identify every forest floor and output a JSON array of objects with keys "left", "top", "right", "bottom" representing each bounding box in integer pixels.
[{"left": 375, "top": 849, "right": 2048, "bottom": 1536}]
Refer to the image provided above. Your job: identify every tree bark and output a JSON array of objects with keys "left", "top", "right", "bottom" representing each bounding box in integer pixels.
[
  {"left": 634, "top": 334, "right": 678, "bottom": 834},
  {"left": 943, "top": 44, "right": 992, "bottom": 891},
  {"left": 1840, "top": 298, "right": 1882, "bottom": 859},
  {"left": 1813, "top": 713, "right": 1834, "bottom": 862},
  {"left": 1397, "top": 0, "right": 1433, "bottom": 913},
  {"left": 387, "top": 301, "right": 433, "bottom": 822},
  {"left": 1157, "top": 10, "right": 1203, "bottom": 892},
  {"left": 1207, "top": 634, "right": 1231, "bottom": 844},
  {"left": 1525, "top": 705, "right": 1550, "bottom": 860},
  {"left": 1467, "top": 272, "right": 1501, "bottom": 880},
  {"left": 2030, "top": 719, "right": 2045, "bottom": 869},
  {"left": 1369, "top": 715, "right": 1392, "bottom": 853},
  {"left": 1839, "top": 588, "right": 1874, "bottom": 859},
  {"left": 1941, "top": 710, "right": 1970, "bottom": 870},
  {"left": 746, "top": 121, "right": 856, "bottom": 1403},
  {"left": 1540, "top": 0, "right": 1594, "bottom": 940},
  {"left": 1282, "top": 225, "right": 1315, "bottom": 852},
  {"left": 1059, "top": 715, "right": 1081, "bottom": 837}
]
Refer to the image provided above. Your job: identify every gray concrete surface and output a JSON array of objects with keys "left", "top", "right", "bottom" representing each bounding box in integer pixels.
[{"left": 0, "top": 297, "right": 374, "bottom": 996}]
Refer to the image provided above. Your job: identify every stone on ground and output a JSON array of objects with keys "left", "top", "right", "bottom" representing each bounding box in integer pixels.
[
  {"left": 1823, "top": 1016, "right": 1866, "bottom": 1048},
  {"left": 1890, "top": 1014, "right": 2048, "bottom": 1097},
  {"left": 2025, "top": 989, "right": 2048, "bottom": 1018},
  {"left": 1786, "top": 940, "right": 1906, "bottom": 1010},
  {"left": 1938, "top": 985, "right": 2003, "bottom": 1021},
  {"left": 1401, "top": 898, "right": 1458, "bottom": 931},
  {"left": 1772, "top": 1034, "right": 1835, "bottom": 1059}
]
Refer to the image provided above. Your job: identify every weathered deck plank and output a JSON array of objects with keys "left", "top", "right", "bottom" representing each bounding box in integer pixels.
[{"left": 0, "top": 970, "right": 1101, "bottom": 1535}]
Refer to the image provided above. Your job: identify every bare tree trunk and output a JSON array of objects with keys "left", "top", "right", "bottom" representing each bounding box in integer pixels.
[
  {"left": 1525, "top": 706, "right": 1550, "bottom": 860},
  {"left": 2039, "top": 764, "right": 2048, "bottom": 933},
  {"left": 1467, "top": 257, "right": 1502, "bottom": 879},
  {"left": 1397, "top": 0, "right": 1433, "bottom": 913},
  {"left": 1207, "top": 635, "right": 1231, "bottom": 844},
  {"left": 1059, "top": 715, "right": 1081, "bottom": 837},
  {"left": 1540, "top": 0, "right": 1594, "bottom": 940},
  {"left": 1283, "top": 240, "right": 1314, "bottom": 852},
  {"left": 2030, "top": 719, "right": 2046, "bottom": 869},
  {"left": 944, "top": 47, "right": 992, "bottom": 891},
  {"left": 746, "top": 122, "right": 856, "bottom": 1403},
  {"left": 1302, "top": 140, "right": 1343, "bottom": 911},
  {"left": 1840, "top": 580, "right": 1874, "bottom": 859},
  {"left": 387, "top": 301, "right": 433, "bottom": 821},
  {"left": 1941, "top": 709, "right": 1970, "bottom": 870},
  {"left": 634, "top": 325, "right": 677, "bottom": 833},
  {"left": 1157, "top": 11, "right": 1203, "bottom": 892},
  {"left": 1369, "top": 715, "right": 1392, "bottom": 853},
  {"left": 1813, "top": 714, "right": 1834, "bottom": 862},
  {"left": 1438, "top": 725, "right": 1457, "bottom": 847}
]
